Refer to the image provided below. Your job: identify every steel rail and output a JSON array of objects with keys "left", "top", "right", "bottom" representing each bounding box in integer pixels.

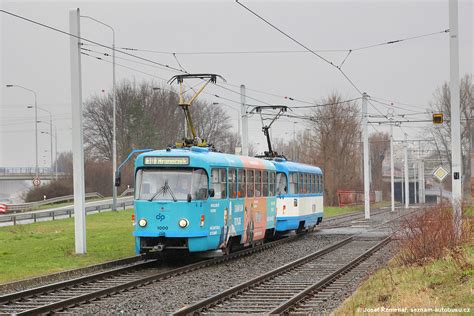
[
  {"left": 171, "top": 236, "right": 355, "bottom": 316},
  {"left": 0, "top": 234, "right": 302, "bottom": 315},
  {"left": 172, "top": 207, "right": 418, "bottom": 315},
  {"left": 269, "top": 236, "right": 391, "bottom": 315},
  {"left": 321, "top": 207, "right": 389, "bottom": 228}
]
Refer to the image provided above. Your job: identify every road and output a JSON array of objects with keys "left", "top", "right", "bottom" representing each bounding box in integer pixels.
[{"left": 0, "top": 196, "right": 134, "bottom": 227}]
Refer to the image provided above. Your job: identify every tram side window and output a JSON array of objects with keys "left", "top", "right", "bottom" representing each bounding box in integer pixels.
[
  {"left": 276, "top": 172, "right": 287, "bottom": 195},
  {"left": 304, "top": 173, "right": 309, "bottom": 193},
  {"left": 262, "top": 171, "right": 269, "bottom": 197},
  {"left": 307, "top": 174, "right": 311, "bottom": 193},
  {"left": 211, "top": 168, "right": 227, "bottom": 199},
  {"left": 237, "top": 169, "right": 245, "bottom": 198},
  {"left": 299, "top": 173, "right": 304, "bottom": 193},
  {"left": 255, "top": 170, "right": 262, "bottom": 197},
  {"left": 320, "top": 175, "right": 324, "bottom": 193},
  {"left": 311, "top": 174, "right": 316, "bottom": 193},
  {"left": 247, "top": 169, "right": 254, "bottom": 197},
  {"left": 269, "top": 171, "right": 276, "bottom": 196},
  {"left": 229, "top": 169, "right": 237, "bottom": 198},
  {"left": 290, "top": 172, "right": 298, "bottom": 194},
  {"left": 317, "top": 175, "right": 322, "bottom": 193}
]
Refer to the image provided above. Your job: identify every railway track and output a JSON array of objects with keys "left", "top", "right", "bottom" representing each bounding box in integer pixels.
[
  {"left": 0, "top": 235, "right": 301, "bottom": 315},
  {"left": 320, "top": 206, "right": 392, "bottom": 228},
  {"left": 172, "top": 208, "right": 416, "bottom": 315},
  {"left": 172, "top": 236, "right": 390, "bottom": 315},
  {"left": 0, "top": 207, "right": 411, "bottom": 315}
]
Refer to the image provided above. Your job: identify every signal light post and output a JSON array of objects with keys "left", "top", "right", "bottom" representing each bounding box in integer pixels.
[{"left": 449, "top": 0, "right": 462, "bottom": 238}]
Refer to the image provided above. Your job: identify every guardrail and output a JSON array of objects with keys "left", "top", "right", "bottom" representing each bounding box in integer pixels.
[
  {"left": 0, "top": 167, "right": 53, "bottom": 175},
  {"left": 5, "top": 192, "right": 105, "bottom": 213},
  {"left": 0, "top": 197, "right": 134, "bottom": 225},
  {"left": 120, "top": 187, "right": 135, "bottom": 197}
]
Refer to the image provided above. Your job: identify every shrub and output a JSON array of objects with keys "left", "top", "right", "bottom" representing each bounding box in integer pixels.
[
  {"left": 24, "top": 178, "right": 73, "bottom": 202},
  {"left": 396, "top": 202, "right": 473, "bottom": 266}
]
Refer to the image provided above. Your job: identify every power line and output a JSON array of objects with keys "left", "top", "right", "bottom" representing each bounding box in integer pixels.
[
  {"left": 350, "top": 29, "right": 449, "bottom": 51},
  {"left": 0, "top": 9, "right": 185, "bottom": 73},
  {"left": 235, "top": 0, "right": 363, "bottom": 95},
  {"left": 102, "top": 29, "right": 448, "bottom": 56},
  {"left": 370, "top": 97, "right": 429, "bottom": 113},
  {"left": 289, "top": 97, "right": 362, "bottom": 109}
]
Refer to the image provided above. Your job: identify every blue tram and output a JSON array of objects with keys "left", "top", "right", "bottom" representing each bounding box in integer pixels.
[
  {"left": 273, "top": 157, "right": 324, "bottom": 232},
  {"left": 133, "top": 146, "right": 277, "bottom": 254},
  {"left": 132, "top": 146, "right": 323, "bottom": 255}
]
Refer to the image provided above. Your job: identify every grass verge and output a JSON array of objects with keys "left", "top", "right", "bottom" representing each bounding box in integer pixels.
[
  {"left": 334, "top": 243, "right": 473, "bottom": 315},
  {"left": 335, "top": 203, "right": 473, "bottom": 315},
  {"left": 325, "top": 201, "right": 391, "bottom": 218},
  {"left": 0, "top": 209, "right": 134, "bottom": 284}
]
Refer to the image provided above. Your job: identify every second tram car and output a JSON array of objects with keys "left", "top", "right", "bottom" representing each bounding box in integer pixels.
[{"left": 273, "top": 157, "right": 324, "bottom": 233}]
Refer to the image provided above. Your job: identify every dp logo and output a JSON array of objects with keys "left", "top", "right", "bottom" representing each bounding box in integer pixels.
[{"left": 156, "top": 213, "right": 166, "bottom": 222}]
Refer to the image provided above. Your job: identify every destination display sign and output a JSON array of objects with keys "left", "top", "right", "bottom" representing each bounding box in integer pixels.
[{"left": 143, "top": 156, "right": 190, "bottom": 166}]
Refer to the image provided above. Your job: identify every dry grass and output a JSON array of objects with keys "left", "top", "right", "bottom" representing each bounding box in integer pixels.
[
  {"left": 396, "top": 202, "right": 473, "bottom": 265},
  {"left": 334, "top": 203, "right": 474, "bottom": 315}
]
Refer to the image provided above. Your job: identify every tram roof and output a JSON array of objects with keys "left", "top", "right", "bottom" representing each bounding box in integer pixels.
[{"left": 135, "top": 147, "right": 276, "bottom": 170}]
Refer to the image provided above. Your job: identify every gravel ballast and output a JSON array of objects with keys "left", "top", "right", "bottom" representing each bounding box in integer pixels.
[{"left": 73, "top": 234, "right": 347, "bottom": 314}]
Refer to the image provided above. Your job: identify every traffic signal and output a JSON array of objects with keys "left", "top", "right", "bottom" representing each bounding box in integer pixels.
[{"left": 433, "top": 113, "right": 443, "bottom": 124}]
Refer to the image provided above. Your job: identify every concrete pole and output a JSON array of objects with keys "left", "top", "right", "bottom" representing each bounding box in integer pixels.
[
  {"left": 70, "top": 8, "right": 86, "bottom": 254},
  {"left": 241, "top": 85, "right": 248, "bottom": 156},
  {"left": 404, "top": 133, "right": 409, "bottom": 208},
  {"left": 293, "top": 122, "right": 296, "bottom": 161},
  {"left": 362, "top": 93, "right": 370, "bottom": 219},
  {"left": 414, "top": 161, "right": 417, "bottom": 204},
  {"left": 401, "top": 165, "right": 405, "bottom": 204},
  {"left": 34, "top": 96, "right": 38, "bottom": 178},
  {"left": 421, "top": 160, "right": 426, "bottom": 203},
  {"left": 55, "top": 125, "right": 58, "bottom": 180},
  {"left": 49, "top": 112, "right": 53, "bottom": 174},
  {"left": 449, "top": 0, "right": 462, "bottom": 237},
  {"left": 112, "top": 27, "right": 117, "bottom": 211},
  {"left": 237, "top": 110, "right": 241, "bottom": 140},
  {"left": 390, "top": 124, "right": 395, "bottom": 212}
]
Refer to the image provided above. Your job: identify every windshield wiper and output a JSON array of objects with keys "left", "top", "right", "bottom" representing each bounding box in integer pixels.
[
  {"left": 148, "top": 180, "right": 178, "bottom": 202},
  {"left": 163, "top": 181, "right": 178, "bottom": 202},
  {"left": 148, "top": 184, "right": 165, "bottom": 202}
]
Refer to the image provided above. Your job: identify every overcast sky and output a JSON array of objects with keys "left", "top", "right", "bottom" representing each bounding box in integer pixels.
[{"left": 1, "top": 0, "right": 472, "bottom": 167}]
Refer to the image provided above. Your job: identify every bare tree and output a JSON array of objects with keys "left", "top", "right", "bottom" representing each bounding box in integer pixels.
[
  {"left": 84, "top": 79, "right": 232, "bottom": 161},
  {"left": 310, "top": 93, "right": 362, "bottom": 205}
]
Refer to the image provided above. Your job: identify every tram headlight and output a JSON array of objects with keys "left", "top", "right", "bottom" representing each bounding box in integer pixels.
[
  {"left": 178, "top": 218, "right": 189, "bottom": 228},
  {"left": 138, "top": 218, "right": 147, "bottom": 227}
]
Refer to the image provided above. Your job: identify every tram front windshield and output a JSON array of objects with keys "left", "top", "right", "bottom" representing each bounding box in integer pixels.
[{"left": 136, "top": 168, "right": 208, "bottom": 201}]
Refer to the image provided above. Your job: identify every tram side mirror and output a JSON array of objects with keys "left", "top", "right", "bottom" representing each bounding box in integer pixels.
[
  {"left": 114, "top": 171, "right": 121, "bottom": 187},
  {"left": 209, "top": 188, "right": 215, "bottom": 198},
  {"left": 187, "top": 193, "right": 192, "bottom": 202}
]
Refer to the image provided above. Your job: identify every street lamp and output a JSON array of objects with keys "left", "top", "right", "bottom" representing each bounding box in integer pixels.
[
  {"left": 6, "top": 84, "right": 38, "bottom": 178},
  {"left": 31, "top": 106, "right": 53, "bottom": 174},
  {"left": 39, "top": 119, "right": 58, "bottom": 179},
  {"left": 41, "top": 127, "right": 58, "bottom": 180},
  {"left": 80, "top": 15, "right": 117, "bottom": 210}
]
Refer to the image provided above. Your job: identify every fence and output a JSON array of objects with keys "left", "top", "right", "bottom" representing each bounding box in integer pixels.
[
  {"left": 4, "top": 192, "right": 104, "bottom": 213},
  {"left": 0, "top": 197, "right": 134, "bottom": 225},
  {"left": 336, "top": 190, "right": 376, "bottom": 207}
]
